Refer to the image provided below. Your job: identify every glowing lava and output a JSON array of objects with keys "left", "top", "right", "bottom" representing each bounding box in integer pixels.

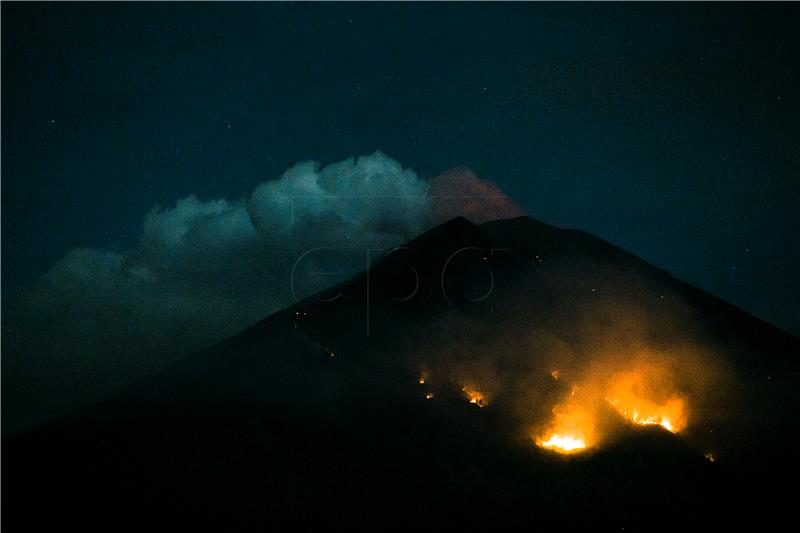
[
  {"left": 536, "top": 389, "right": 596, "bottom": 454},
  {"left": 605, "top": 371, "right": 688, "bottom": 433},
  {"left": 461, "top": 386, "right": 487, "bottom": 407},
  {"left": 538, "top": 434, "right": 586, "bottom": 453}
]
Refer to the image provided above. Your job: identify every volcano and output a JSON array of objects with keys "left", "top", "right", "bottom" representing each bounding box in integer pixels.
[{"left": 4, "top": 216, "right": 799, "bottom": 529}]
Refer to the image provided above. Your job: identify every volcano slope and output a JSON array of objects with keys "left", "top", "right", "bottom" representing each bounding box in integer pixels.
[{"left": 4, "top": 216, "right": 799, "bottom": 529}]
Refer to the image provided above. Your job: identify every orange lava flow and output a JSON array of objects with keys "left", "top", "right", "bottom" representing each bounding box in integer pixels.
[
  {"left": 605, "top": 371, "right": 688, "bottom": 433},
  {"left": 461, "top": 386, "right": 487, "bottom": 407},
  {"left": 535, "top": 390, "right": 595, "bottom": 454}
]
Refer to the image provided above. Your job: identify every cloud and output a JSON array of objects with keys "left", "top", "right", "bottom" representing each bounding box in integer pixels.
[
  {"left": 3, "top": 151, "right": 522, "bottom": 434},
  {"left": 249, "top": 154, "right": 431, "bottom": 243},
  {"left": 428, "top": 166, "right": 524, "bottom": 224}
]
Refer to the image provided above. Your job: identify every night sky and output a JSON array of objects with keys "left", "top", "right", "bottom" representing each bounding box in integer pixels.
[{"left": 3, "top": 1, "right": 799, "bottom": 338}]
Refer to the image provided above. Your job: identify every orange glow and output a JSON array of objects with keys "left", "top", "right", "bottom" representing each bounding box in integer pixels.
[
  {"left": 538, "top": 434, "right": 586, "bottom": 453},
  {"left": 550, "top": 369, "right": 560, "bottom": 381},
  {"left": 461, "top": 386, "right": 487, "bottom": 407},
  {"left": 536, "top": 362, "right": 691, "bottom": 454},
  {"left": 536, "top": 390, "right": 595, "bottom": 454},
  {"left": 425, "top": 392, "right": 434, "bottom": 400},
  {"left": 605, "top": 370, "right": 688, "bottom": 433},
  {"left": 418, "top": 376, "right": 426, "bottom": 384}
]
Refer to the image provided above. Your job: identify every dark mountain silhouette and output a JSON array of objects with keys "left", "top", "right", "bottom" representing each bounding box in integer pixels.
[{"left": 4, "top": 216, "right": 799, "bottom": 529}]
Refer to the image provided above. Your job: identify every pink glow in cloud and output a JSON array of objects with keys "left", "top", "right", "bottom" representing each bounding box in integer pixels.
[{"left": 428, "top": 166, "right": 524, "bottom": 224}]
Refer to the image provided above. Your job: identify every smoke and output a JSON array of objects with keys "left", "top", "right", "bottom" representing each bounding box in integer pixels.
[
  {"left": 428, "top": 166, "right": 524, "bottom": 224},
  {"left": 401, "top": 258, "right": 734, "bottom": 457},
  {"left": 3, "top": 151, "right": 521, "bottom": 434}
]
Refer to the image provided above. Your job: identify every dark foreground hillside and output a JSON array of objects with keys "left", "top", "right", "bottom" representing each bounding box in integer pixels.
[{"left": 4, "top": 216, "right": 799, "bottom": 529}]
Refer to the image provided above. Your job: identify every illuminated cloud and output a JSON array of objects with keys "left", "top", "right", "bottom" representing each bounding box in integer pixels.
[{"left": 428, "top": 166, "right": 524, "bottom": 224}]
